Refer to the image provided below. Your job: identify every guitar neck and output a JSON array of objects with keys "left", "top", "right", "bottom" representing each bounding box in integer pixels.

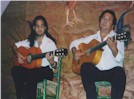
[
  {"left": 31, "top": 51, "right": 53, "bottom": 60},
  {"left": 26, "top": 48, "right": 68, "bottom": 64},
  {"left": 89, "top": 35, "right": 117, "bottom": 53},
  {"left": 90, "top": 41, "right": 107, "bottom": 53}
]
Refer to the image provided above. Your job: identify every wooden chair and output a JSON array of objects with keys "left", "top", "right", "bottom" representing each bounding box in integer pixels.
[{"left": 37, "top": 58, "right": 62, "bottom": 99}]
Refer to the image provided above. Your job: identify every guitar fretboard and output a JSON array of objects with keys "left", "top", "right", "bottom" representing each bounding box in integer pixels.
[
  {"left": 31, "top": 51, "right": 53, "bottom": 60},
  {"left": 87, "top": 35, "right": 117, "bottom": 54},
  {"left": 90, "top": 41, "right": 107, "bottom": 52}
]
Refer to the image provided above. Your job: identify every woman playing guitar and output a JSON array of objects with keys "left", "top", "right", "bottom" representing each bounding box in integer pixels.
[{"left": 12, "top": 15, "right": 58, "bottom": 99}]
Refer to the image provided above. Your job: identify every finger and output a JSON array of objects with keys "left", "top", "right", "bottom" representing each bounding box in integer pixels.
[
  {"left": 107, "top": 38, "right": 113, "bottom": 44},
  {"left": 22, "top": 56, "right": 26, "bottom": 60},
  {"left": 75, "top": 56, "right": 80, "bottom": 59},
  {"left": 76, "top": 52, "right": 82, "bottom": 56},
  {"left": 108, "top": 37, "right": 112, "bottom": 41},
  {"left": 109, "top": 38, "right": 117, "bottom": 44},
  {"left": 49, "top": 53, "right": 54, "bottom": 58},
  {"left": 49, "top": 53, "right": 53, "bottom": 57},
  {"left": 75, "top": 57, "right": 79, "bottom": 60},
  {"left": 46, "top": 53, "right": 53, "bottom": 60},
  {"left": 75, "top": 55, "right": 80, "bottom": 60},
  {"left": 18, "top": 58, "right": 23, "bottom": 64},
  {"left": 47, "top": 53, "right": 52, "bottom": 57},
  {"left": 46, "top": 54, "right": 49, "bottom": 59},
  {"left": 20, "top": 54, "right": 26, "bottom": 60},
  {"left": 75, "top": 56, "right": 78, "bottom": 60},
  {"left": 80, "top": 52, "right": 85, "bottom": 55}
]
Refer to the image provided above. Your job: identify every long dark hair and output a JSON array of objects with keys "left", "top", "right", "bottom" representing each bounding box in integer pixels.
[
  {"left": 99, "top": 9, "right": 117, "bottom": 30},
  {"left": 28, "top": 15, "right": 56, "bottom": 47}
]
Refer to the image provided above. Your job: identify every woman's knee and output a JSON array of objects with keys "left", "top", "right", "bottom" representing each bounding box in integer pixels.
[
  {"left": 43, "top": 68, "right": 54, "bottom": 81},
  {"left": 48, "top": 70, "right": 54, "bottom": 81}
]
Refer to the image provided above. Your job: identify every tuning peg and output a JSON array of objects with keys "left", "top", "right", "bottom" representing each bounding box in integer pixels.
[{"left": 118, "top": 37, "right": 121, "bottom": 39}]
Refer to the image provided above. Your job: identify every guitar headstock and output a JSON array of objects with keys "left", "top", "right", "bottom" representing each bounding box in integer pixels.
[
  {"left": 115, "top": 32, "right": 128, "bottom": 41},
  {"left": 55, "top": 48, "right": 68, "bottom": 57}
]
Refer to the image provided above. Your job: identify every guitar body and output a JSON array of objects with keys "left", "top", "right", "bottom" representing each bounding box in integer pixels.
[
  {"left": 72, "top": 39, "right": 103, "bottom": 75},
  {"left": 14, "top": 46, "right": 42, "bottom": 69}
]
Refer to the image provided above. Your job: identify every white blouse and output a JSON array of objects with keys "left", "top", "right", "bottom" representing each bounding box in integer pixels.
[
  {"left": 70, "top": 30, "right": 124, "bottom": 70},
  {"left": 15, "top": 34, "right": 58, "bottom": 69}
]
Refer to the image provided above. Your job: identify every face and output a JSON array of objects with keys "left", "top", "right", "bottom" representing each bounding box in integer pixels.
[
  {"left": 33, "top": 20, "right": 46, "bottom": 36},
  {"left": 99, "top": 13, "right": 114, "bottom": 31}
]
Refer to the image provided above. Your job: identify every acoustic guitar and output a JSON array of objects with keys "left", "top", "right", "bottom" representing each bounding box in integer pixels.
[
  {"left": 14, "top": 46, "right": 68, "bottom": 69},
  {"left": 72, "top": 32, "right": 128, "bottom": 75}
]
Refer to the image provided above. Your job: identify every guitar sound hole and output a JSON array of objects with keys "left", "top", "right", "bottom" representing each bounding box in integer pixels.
[{"left": 27, "top": 55, "right": 32, "bottom": 64}]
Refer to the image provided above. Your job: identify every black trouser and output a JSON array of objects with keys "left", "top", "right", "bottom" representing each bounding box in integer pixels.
[
  {"left": 11, "top": 66, "right": 53, "bottom": 99},
  {"left": 80, "top": 63, "right": 126, "bottom": 99}
]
